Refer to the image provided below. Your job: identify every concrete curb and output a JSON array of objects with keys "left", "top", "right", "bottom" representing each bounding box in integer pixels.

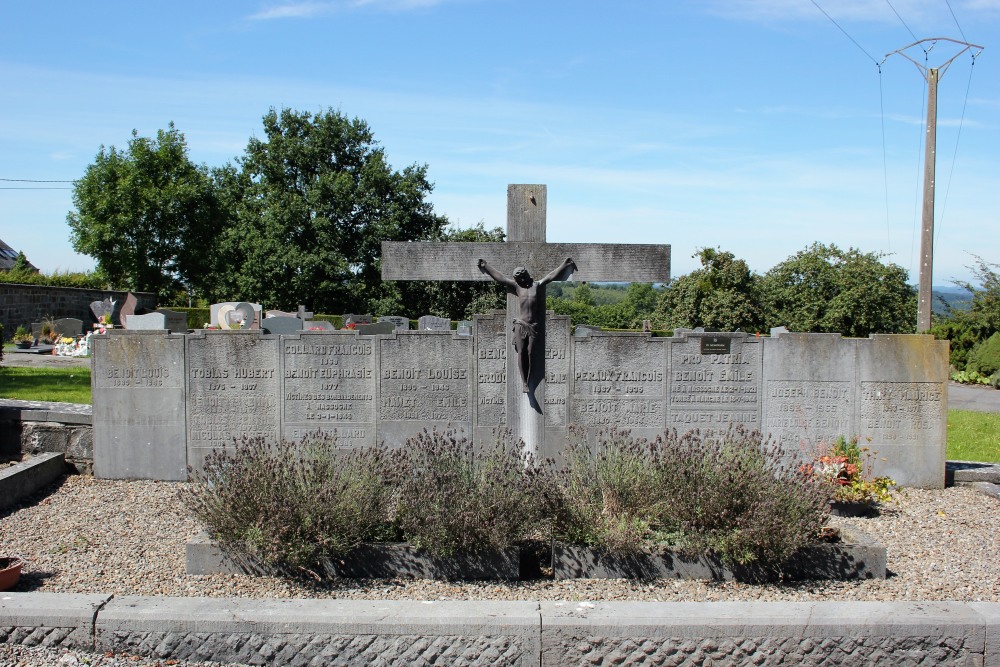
[
  {"left": 1, "top": 594, "right": 998, "bottom": 666},
  {"left": 0, "top": 452, "right": 65, "bottom": 511}
]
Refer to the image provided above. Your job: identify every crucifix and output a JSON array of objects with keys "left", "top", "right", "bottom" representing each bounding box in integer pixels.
[{"left": 382, "top": 184, "right": 670, "bottom": 454}]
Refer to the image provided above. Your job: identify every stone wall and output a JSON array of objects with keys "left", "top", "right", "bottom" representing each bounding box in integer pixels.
[
  {"left": 2, "top": 595, "right": 997, "bottom": 666},
  {"left": 0, "top": 283, "right": 155, "bottom": 335},
  {"left": 90, "top": 321, "right": 949, "bottom": 487}
]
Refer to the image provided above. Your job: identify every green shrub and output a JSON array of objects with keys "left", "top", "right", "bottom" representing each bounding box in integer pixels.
[
  {"left": 951, "top": 369, "right": 992, "bottom": 385},
  {"left": 967, "top": 332, "right": 1000, "bottom": 377},
  {"left": 394, "top": 428, "right": 558, "bottom": 557},
  {"left": 182, "top": 434, "right": 401, "bottom": 576},
  {"left": 554, "top": 426, "right": 830, "bottom": 566}
]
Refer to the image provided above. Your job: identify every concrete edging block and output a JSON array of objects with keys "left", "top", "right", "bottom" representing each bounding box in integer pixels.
[
  {"left": 0, "top": 592, "right": 111, "bottom": 651},
  {"left": 96, "top": 597, "right": 542, "bottom": 666},
  {"left": 538, "top": 601, "right": 987, "bottom": 666},
  {"left": 0, "top": 452, "right": 65, "bottom": 511},
  {"left": 970, "top": 603, "right": 1000, "bottom": 667}
]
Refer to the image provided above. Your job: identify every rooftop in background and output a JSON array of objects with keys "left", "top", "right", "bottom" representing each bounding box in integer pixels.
[{"left": 0, "top": 239, "right": 36, "bottom": 273}]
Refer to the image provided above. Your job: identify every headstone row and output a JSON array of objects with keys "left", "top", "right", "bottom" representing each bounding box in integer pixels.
[{"left": 91, "top": 317, "right": 948, "bottom": 489}]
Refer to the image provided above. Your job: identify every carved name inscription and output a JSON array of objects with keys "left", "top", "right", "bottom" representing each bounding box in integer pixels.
[
  {"left": 859, "top": 382, "right": 944, "bottom": 441},
  {"left": 668, "top": 336, "right": 762, "bottom": 434},
  {"left": 186, "top": 334, "right": 280, "bottom": 456},
  {"left": 571, "top": 337, "right": 666, "bottom": 429},
  {"left": 544, "top": 315, "right": 571, "bottom": 428},
  {"left": 379, "top": 334, "right": 471, "bottom": 422},
  {"left": 282, "top": 335, "right": 376, "bottom": 446},
  {"left": 764, "top": 380, "right": 852, "bottom": 447},
  {"left": 474, "top": 313, "right": 507, "bottom": 426}
]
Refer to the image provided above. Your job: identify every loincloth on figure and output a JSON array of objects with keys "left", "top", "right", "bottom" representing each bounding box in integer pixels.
[{"left": 511, "top": 318, "right": 537, "bottom": 352}]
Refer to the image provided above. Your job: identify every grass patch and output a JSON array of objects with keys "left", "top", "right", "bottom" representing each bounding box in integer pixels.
[
  {"left": 947, "top": 409, "right": 1000, "bottom": 463},
  {"left": 0, "top": 367, "right": 92, "bottom": 404}
]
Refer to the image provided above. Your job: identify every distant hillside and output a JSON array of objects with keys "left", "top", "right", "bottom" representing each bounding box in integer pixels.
[{"left": 933, "top": 285, "right": 973, "bottom": 315}]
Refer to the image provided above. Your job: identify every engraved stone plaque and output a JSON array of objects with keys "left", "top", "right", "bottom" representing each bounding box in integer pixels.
[
  {"left": 762, "top": 333, "right": 857, "bottom": 456},
  {"left": 377, "top": 331, "right": 472, "bottom": 444},
  {"left": 186, "top": 332, "right": 280, "bottom": 475},
  {"left": 474, "top": 311, "right": 507, "bottom": 437},
  {"left": 855, "top": 334, "right": 948, "bottom": 488},
  {"left": 93, "top": 331, "right": 187, "bottom": 481},
  {"left": 281, "top": 332, "right": 376, "bottom": 448},
  {"left": 667, "top": 332, "right": 762, "bottom": 437},
  {"left": 571, "top": 334, "right": 667, "bottom": 443}
]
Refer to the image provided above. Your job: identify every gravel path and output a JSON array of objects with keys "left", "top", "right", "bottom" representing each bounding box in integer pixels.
[{"left": 0, "top": 475, "right": 998, "bottom": 665}]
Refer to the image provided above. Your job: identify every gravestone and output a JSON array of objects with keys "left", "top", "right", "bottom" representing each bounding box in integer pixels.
[
  {"left": 90, "top": 297, "right": 116, "bottom": 323},
  {"left": 186, "top": 331, "right": 280, "bottom": 473},
  {"left": 574, "top": 324, "right": 602, "bottom": 337},
  {"left": 297, "top": 305, "right": 314, "bottom": 321},
  {"left": 119, "top": 293, "right": 141, "bottom": 326},
  {"left": 378, "top": 315, "right": 411, "bottom": 331},
  {"left": 667, "top": 331, "right": 762, "bottom": 438},
  {"left": 262, "top": 316, "right": 304, "bottom": 335},
  {"left": 418, "top": 315, "right": 452, "bottom": 331},
  {"left": 210, "top": 302, "right": 261, "bottom": 329},
  {"left": 93, "top": 331, "right": 187, "bottom": 480},
  {"left": 266, "top": 309, "right": 296, "bottom": 319},
  {"left": 305, "top": 320, "right": 336, "bottom": 331},
  {"left": 377, "top": 331, "right": 472, "bottom": 445},
  {"left": 457, "top": 320, "right": 473, "bottom": 336},
  {"left": 125, "top": 312, "right": 166, "bottom": 330},
  {"left": 342, "top": 313, "right": 372, "bottom": 327},
  {"left": 356, "top": 321, "right": 395, "bottom": 335},
  {"left": 157, "top": 309, "right": 189, "bottom": 333},
  {"left": 282, "top": 331, "right": 377, "bottom": 446},
  {"left": 53, "top": 318, "right": 84, "bottom": 338}
]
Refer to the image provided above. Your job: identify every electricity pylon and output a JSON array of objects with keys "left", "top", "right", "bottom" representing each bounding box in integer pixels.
[{"left": 884, "top": 38, "right": 983, "bottom": 333}]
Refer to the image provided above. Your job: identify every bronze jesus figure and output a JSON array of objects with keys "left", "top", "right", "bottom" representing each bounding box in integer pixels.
[{"left": 478, "top": 257, "right": 576, "bottom": 392}]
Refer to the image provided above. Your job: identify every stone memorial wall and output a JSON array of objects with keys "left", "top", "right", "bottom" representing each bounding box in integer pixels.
[{"left": 92, "top": 319, "right": 949, "bottom": 487}]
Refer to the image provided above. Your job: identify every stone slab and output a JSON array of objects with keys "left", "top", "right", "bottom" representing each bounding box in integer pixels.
[
  {"left": 96, "top": 597, "right": 541, "bottom": 667},
  {"left": 553, "top": 526, "right": 885, "bottom": 581},
  {"left": 261, "top": 315, "right": 303, "bottom": 335},
  {"left": 0, "top": 452, "right": 65, "bottom": 511},
  {"left": 0, "top": 592, "right": 111, "bottom": 651},
  {"left": 124, "top": 312, "right": 165, "bottom": 330},
  {"left": 539, "top": 601, "right": 986, "bottom": 666},
  {"left": 92, "top": 331, "right": 187, "bottom": 481},
  {"left": 281, "top": 332, "right": 377, "bottom": 446},
  {"left": 187, "top": 534, "right": 520, "bottom": 580},
  {"left": 969, "top": 602, "right": 1000, "bottom": 667},
  {"left": 185, "top": 332, "right": 279, "bottom": 476}
]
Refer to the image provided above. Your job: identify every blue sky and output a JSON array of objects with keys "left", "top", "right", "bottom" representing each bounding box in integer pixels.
[{"left": 2, "top": 0, "right": 997, "bottom": 287}]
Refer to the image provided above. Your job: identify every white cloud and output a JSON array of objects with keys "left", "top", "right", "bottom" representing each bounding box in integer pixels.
[{"left": 248, "top": 0, "right": 449, "bottom": 20}]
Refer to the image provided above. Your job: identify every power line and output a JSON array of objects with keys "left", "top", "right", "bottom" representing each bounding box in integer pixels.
[
  {"left": 809, "top": 0, "right": 884, "bottom": 66},
  {"left": 945, "top": 0, "right": 969, "bottom": 43},
  {"left": 0, "top": 178, "right": 76, "bottom": 183},
  {"left": 937, "top": 52, "right": 978, "bottom": 246},
  {"left": 885, "top": 0, "right": 919, "bottom": 43}
]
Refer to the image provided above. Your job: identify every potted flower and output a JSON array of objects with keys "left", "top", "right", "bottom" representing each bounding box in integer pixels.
[
  {"left": 12, "top": 325, "right": 34, "bottom": 349},
  {"left": 0, "top": 557, "right": 24, "bottom": 591},
  {"left": 811, "top": 436, "right": 898, "bottom": 516}
]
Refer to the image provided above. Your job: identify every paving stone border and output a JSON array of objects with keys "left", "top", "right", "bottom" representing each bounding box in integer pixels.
[{"left": 1, "top": 595, "right": 997, "bottom": 666}]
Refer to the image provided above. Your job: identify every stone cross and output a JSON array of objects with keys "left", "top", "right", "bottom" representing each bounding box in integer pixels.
[
  {"left": 382, "top": 184, "right": 670, "bottom": 453},
  {"left": 296, "top": 305, "right": 314, "bottom": 321}
]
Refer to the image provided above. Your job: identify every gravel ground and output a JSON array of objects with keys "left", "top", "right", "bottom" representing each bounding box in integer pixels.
[{"left": 1, "top": 475, "right": 998, "bottom": 666}]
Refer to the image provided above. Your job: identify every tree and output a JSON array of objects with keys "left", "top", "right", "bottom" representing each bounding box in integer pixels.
[
  {"left": 655, "top": 247, "right": 766, "bottom": 332},
  {"left": 67, "top": 123, "right": 221, "bottom": 301},
  {"left": 761, "top": 243, "right": 915, "bottom": 337},
  {"left": 213, "top": 108, "right": 448, "bottom": 312},
  {"left": 931, "top": 254, "right": 1000, "bottom": 369}
]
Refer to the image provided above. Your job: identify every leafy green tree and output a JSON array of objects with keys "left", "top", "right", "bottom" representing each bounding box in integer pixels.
[
  {"left": 655, "top": 247, "right": 766, "bottom": 332},
  {"left": 67, "top": 123, "right": 222, "bottom": 301},
  {"left": 213, "top": 108, "right": 447, "bottom": 312},
  {"left": 932, "top": 255, "right": 1000, "bottom": 368},
  {"left": 573, "top": 282, "right": 596, "bottom": 307},
  {"left": 761, "top": 243, "right": 915, "bottom": 337}
]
